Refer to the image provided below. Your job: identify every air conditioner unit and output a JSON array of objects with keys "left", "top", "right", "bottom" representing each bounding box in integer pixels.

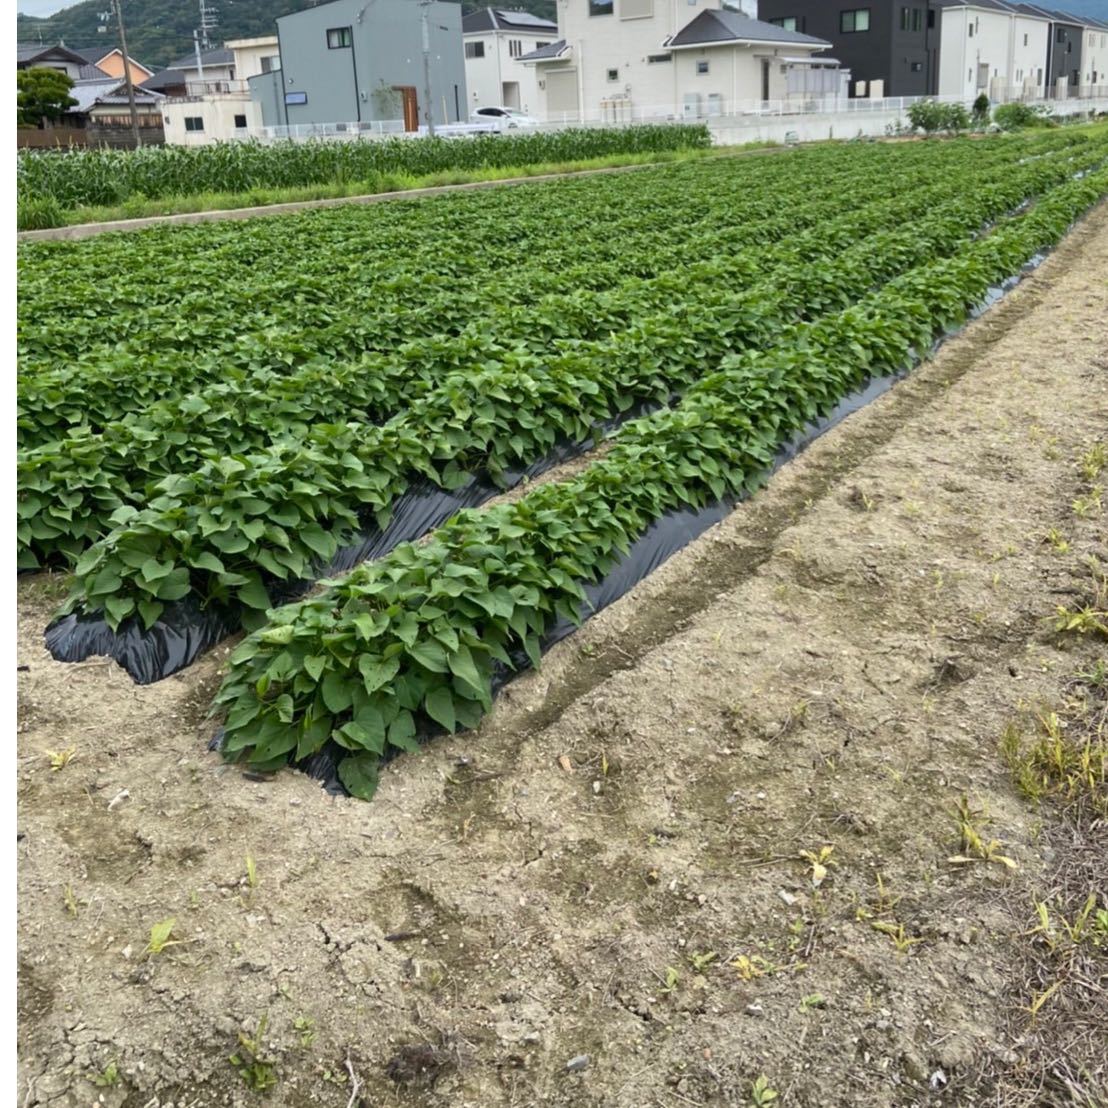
[
  {"left": 706, "top": 92, "right": 723, "bottom": 116},
  {"left": 682, "top": 91, "right": 701, "bottom": 118}
]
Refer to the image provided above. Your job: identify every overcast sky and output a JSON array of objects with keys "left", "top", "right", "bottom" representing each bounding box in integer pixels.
[{"left": 17, "top": 0, "right": 76, "bottom": 16}]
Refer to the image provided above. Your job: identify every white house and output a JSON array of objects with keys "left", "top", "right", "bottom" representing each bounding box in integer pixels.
[
  {"left": 159, "top": 37, "right": 279, "bottom": 145},
  {"left": 519, "top": 5, "right": 837, "bottom": 122},
  {"left": 934, "top": 0, "right": 1050, "bottom": 100},
  {"left": 463, "top": 7, "right": 559, "bottom": 115}
]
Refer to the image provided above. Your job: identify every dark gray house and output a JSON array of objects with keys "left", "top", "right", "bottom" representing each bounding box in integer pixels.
[
  {"left": 756, "top": 1, "right": 939, "bottom": 95},
  {"left": 250, "top": 0, "right": 468, "bottom": 130},
  {"left": 757, "top": 0, "right": 1106, "bottom": 97}
]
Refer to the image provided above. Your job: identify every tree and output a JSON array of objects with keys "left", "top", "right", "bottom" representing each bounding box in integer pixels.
[{"left": 17, "top": 67, "right": 78, "bottom": 127}]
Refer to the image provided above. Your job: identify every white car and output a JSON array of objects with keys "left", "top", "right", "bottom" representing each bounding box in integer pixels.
[{"left": 470, "top": 106, "right": 540, "bottom": 128}]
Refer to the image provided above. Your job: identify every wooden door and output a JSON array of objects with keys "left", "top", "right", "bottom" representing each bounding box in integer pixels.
[{"left": 393, "top": 86, "right": 419, "bottom": 131}]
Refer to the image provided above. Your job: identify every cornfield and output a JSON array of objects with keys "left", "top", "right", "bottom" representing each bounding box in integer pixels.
[{"left": 16, "top": 125, "right": 711, "bottom": 219}]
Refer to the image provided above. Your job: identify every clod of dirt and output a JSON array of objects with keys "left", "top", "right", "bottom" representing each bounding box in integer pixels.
[{"left": 384, "top": 1043, "right": 454, "bottom": 1087}]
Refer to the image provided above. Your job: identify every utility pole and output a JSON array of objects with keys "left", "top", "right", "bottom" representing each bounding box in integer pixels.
[
  {"left": 420, "top": 0, "right": 435, "bottom": 136},
  {"left": 194, "top": 29, "right": 206, "bottom": 85},
  {"left": 111, "top": 0, "right": 142, "bottom": 146}
]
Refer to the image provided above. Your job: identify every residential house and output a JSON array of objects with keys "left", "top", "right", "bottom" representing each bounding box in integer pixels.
[
  {"left": 462, "top": 7, "right": 558, "bottom": 115},
  {"left": 17, "top": 42, "right": 98, "bottom": 79},
  {"left": 74, "top": 46, "right": 154, "bottom": 85},
  {"left": 756, "top": 0, "right": 1105, "bottom": 99},
  {"left": 158, "top": 38, "right": 280, "bottom": 145},
  {"left": 932, "top": 1, "right": 1050, "bottom": 100},
  {"left": 249, "top": 0, "right": 468, "bottom": 132},
  {"left": 519, "top": 6, "right": 837, "bottom": 122}
]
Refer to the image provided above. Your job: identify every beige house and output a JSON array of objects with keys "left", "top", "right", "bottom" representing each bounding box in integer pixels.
[
  {"left": 159, "top": 37, "right": 280, "bottom": 145},
  {"left": 519, "top": 5, "right": 837, "bottom": 122}
]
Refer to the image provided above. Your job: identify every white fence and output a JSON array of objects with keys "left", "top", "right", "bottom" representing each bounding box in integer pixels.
[{"left": 245, "top": 90, "right": 1108, "bottom": 145}]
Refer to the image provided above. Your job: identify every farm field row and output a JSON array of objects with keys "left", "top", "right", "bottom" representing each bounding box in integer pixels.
[
  {"left": 18, "top": 126, "right": 1108, "bottom": 798},
  {"left": 19, "top": 131, "right": 1106, "bottom": 570},
  {"left": 22, "top": 137, "right": 1088, "bottom": 569}
]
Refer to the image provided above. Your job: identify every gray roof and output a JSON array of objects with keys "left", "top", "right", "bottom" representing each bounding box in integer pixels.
[
  {"left": 518, "top": 38, "right": 570, "bottom": 60},
  {"left": 77, "top": 62, "right": 111, "bottom": 80},
  {"left": 931, "top": 0, "right": 1020, "bottom": 11},
  {"left": 141, "top": 68, "right": 188, "bottom": 91},
  {"left": 66, "top": 77, "right": 163, "bottom": 114},
  {"left": 16, "top": 42, "right": 90, "bottom": 66},
  {"left": 667, "top": 10, "right": 830, "bottom": 48},
  {"left": 463, "top": 7, "right": 557, "bottom": 33},
  {"left": 1007, "top": 0, "right": 1107, "bottom": 24},
  {"left": 168, "top": 46, "right": 235, "bottom": 69}
]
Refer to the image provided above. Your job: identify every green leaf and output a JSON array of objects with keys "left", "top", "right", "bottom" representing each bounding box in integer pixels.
[
  {"left": 188, "top": 551, "right": 226, "bottom": 573},
  {"left": 237, "top": 577, "right": 272, "bottom": 610},
  {"left": 260, "top": 624, "right": 295, "bottom": 645},
  {"left": 447, "top": 644, "right": 485, "bottom": 695},
  {"left": 358, "top": 654, "right": 400, "bottom": 695},
  {"left": 424, "top": 686, "right": 456, "bottom": 734},
  {"left": 321, "top": 671, "right": 353, "bottom": 714},
  {"left": 103, "top": 595, "right": 135, "bottom": 626},
  {"left": 388, "top": 709, "right": 419, "bottom": 752},
  {"left": 407, "top": 640, "right": 449, "bottom": 673},
  {"left": 303, "top": 654, "right": 327, "bottom": 681},
  {"left": 338, "top": 753, "right": 380, "bottom": 800}
]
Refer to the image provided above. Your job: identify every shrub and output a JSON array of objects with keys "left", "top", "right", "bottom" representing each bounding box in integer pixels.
[
  {"left": 907, "top": 100, "right": 972, "bottom": 136},
  {"left": 973, "top": 94, "right": 991, "bottom": 125},
  {"left": 994, "top": 102, "right": 1055, "bottom": 131}
]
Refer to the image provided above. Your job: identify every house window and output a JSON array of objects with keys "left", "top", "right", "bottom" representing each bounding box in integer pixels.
[
  {"left": 509, "top": 39, "right": 522, "bottom": 57},
  {"left": 234, "top": 113, "right": 247, "bottom": 128},
  {"left": 647, "top": 52, "right": 672, "bottom": 63},
  {"left": 1056, "top": 27, "right": 1065, "bottom": 43},
  {"left": 1072, "top": 68, "right": 1079, "bottom": 84},
  {"left": 900, "top": 6, "right": 910, "bottom": 31},
  {"left": 465, "top": 40, "right": 485, "bottom": 58},
  {"left": 968, "top": 23, "right": 974, "bottom": 37},
  {"left": 840, "top": 8, "right": 870, "bottom": 33},
  {"left": 1023, "top": 33, "right": 1028, "bottom": 46},
  {"left": 607, "top": 67, "right": 619, "bottom": 80},
  {"left": 184, "top": 116, "right": 204, "bottom": 131},
  {"left": 696, "top": 59, "right": 709, "bottom": 75},
  {"left": 589, "top": 0, "right": 614, "bottom": 15},
  {"left": 260, "top": 55, "right": 280, "bottom": 73},
  {"left": 927, "top": 9, "right": 935, "bottom": 28},
  {"left": 769, "top": 16, "right": 798, "bottom": 30},
  {"left": 910, "top": 61, "right": 922, "bottom": 71},
  {"left": 912, "top": 8, "right": 922, "bottom": 31},
  {"left": 327, "top": 27, "right": 352, "bottom": 48}
]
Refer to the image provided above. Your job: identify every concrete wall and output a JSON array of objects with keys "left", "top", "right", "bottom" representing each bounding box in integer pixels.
[
  {"left": 464, "top": 29, "right": 552, "bottom": 115},
  {"left": 708, "top": 92, "right": 1108, "bottom": 144},
  {"left": 274, "top": 0, "right": 467, "bottom": 127},
  {"left": 1083, "top": 27, "right": 1105, "bottom": 89},
  {"left": 227, "top": 38, "right": 281, "bottom": 81},
  {"left": 162, "top": 95, "right": 263, "bottom": 145}
]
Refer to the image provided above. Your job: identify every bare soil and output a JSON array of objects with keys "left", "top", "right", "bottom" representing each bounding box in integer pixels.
[{"left": 17, "top": 203, "right": 1108, "bottom": 1108}]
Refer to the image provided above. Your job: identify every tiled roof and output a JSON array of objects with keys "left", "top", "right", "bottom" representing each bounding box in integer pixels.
[{"left": 667, "top": 10, "right": 830, "bottom": 49}]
